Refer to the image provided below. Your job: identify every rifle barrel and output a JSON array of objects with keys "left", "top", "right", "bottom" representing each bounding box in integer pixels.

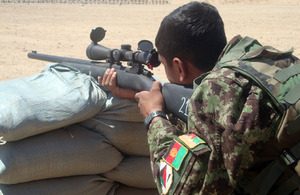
[{"left": 28, "top": 51, "right": 93, "bottom": 65}]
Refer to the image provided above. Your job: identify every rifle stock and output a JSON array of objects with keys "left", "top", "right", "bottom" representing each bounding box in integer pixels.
[{"left": 28, "top": 52, "right": 193, "bottom": 123}]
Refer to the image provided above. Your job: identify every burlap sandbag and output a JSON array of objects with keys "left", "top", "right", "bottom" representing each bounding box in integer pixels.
[
  {"left": 78, "top": 91, "right": 149, "bottom": 156},
  {"left": 0, "top": 124, "right": 123, "bottom": 184},
  {"left": 100, "top": 92, "right": 144, "bottom": 122},
  {"left": 79, "top": 117, "right": 149, "bottom": 156},
  {"left": 0, "top": 176, "right": 159, "bottom": 195},
  {"left": 0, "top": 63, "right": 107, "bottom": 143},
  {"left": 114, "top": 184, "right": 159, "bottom": 195},
  {"left": 0, "top": 175, "right": 119, "bottom": 195},
  {"left": 103, "top": 156, "right": 156, "bottom": 189}
]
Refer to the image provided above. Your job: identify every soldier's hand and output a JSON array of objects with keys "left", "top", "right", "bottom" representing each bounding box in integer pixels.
[
  {"left": 135, "top": 81, "right": 165, "bottom": 118},
  {"left": 98, "top": 68, "right": 135, "bottom": 99}
]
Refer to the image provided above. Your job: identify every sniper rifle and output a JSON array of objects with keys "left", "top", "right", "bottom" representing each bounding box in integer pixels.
[{"left": 27, "top": 27, "right": 193, "bottom": 123}]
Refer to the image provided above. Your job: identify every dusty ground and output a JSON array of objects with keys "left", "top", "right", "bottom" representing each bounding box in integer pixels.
[{"left": 0, "top": 0, "right": 300, "bottom": 82}]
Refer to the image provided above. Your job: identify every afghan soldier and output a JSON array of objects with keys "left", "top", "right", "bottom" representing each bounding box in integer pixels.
[{"left": 99, "top": 1, "right": 299, "bottom": 194}]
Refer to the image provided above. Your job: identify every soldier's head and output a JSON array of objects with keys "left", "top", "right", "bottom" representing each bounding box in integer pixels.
[{"left": 155, "top": 1, "right": 226, "bottom": 84}]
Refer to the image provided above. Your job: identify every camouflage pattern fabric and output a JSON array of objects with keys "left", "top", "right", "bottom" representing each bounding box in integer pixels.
[{"left": 147, "top": 67, "right": 282, "bottom": 194}]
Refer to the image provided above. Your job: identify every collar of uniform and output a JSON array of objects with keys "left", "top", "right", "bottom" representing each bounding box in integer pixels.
[{"left": 193, "top": 72, "right": 210, "bottom": 91}]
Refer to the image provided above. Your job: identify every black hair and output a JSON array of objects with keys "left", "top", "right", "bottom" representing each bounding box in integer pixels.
[{"left": 155, "top": 1, "right": 227, "bottom": 71}]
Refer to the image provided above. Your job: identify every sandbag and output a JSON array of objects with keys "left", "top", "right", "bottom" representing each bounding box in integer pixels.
[
  {"left": 100, "top": 92, "right": 144, "bottom": 122},
  {"left": 0, "top": 124, "right": 123, "bottom": 184},
  {"left": 79, "top": 91, "right": 149, "bottom": 156},
  {"left": 79, "top": 117, "right": 149, "bottom": 156},
  {"left": 0, "top": 176, "right": 159, "bottom": 195},
  {"left": 0, "top": 175, "right": 119, "bottom": 195},
  {"left": 114, "top": 184, "right": 159, "bottom": 195},
  {"left": 103, "top": 156, "right": 156, "bottom": 189},
  {"left": 0, "top": 63, "right": 107, "bottom": 142}
]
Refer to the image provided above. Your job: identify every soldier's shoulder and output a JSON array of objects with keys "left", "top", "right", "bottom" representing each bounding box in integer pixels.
[{"left": 195, "top": 67, "right": 251, "bottom": 94}]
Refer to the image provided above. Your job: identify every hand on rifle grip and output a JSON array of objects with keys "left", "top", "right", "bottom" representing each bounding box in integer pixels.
[
  {"left": 135, "top": 81, "right": 165, "bottom": 119},
  {"left": 98, "top": 68, "right": 135, "bottom": 99}
]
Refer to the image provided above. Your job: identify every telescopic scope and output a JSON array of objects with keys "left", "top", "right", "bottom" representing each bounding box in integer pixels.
[{"left": 85, "top": 27, "right": 160, "bottom": 68}]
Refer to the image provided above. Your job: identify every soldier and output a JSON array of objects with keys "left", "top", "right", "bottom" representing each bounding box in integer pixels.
[{"left": 99, "top": 1, "right": 285, "bottom": 194}]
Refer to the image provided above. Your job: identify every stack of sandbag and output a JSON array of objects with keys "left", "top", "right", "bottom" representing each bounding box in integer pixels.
[{"left": 0, "top": 64, "right": 158, "bottom": 195}]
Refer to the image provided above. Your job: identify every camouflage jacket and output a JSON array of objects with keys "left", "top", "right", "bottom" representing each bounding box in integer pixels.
[{"left": 147, "top": 66, "right": 282, "bottom": 194}]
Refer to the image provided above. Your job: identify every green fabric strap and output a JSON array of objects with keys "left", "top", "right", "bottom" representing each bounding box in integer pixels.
[
  {"left": 286, "top": 115, "right": 300, "bottom": 135},
  {"left": 283, "top": 81, "right": 300, "bottom": 104},
  {"left": 290, "top": 140, "right": 300, "bottom": 161},
  {"left": 242, "top": 141, "right": 300, "bottom": 194},
  {"left": 257, "top": 160, "right": 287, "bottom": 195},
  {"left": 274, "top": 64, "right": 300, "bottom": 83},
  {"left": 256, "top": 141, "right": 300, "bottom": 194},
  {"left": 272, "top": 174, "right": 300, "bottom": 195},
  {"left": 241, "top": 159, "right": 286, "bottom": 195}
]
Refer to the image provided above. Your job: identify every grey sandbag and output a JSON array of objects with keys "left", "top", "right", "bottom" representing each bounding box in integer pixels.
[
  {"left": 79, "top": 117, "right": 149, "bottom": 156},
  {"left": 114, "top": 184, "right": 159, "bottom": 195},
  {"left": 100, "top": 92, "right": 144, "bottom": 122},
  {"left": 0, "top": 124, "right": 123, "bottom": 184},
  {"left": 0, "top": 175, "right": 119, "bottom": 195},
  {"left": 0, "top": 176, "right": 159, "bottom": 195},
  {"left": 79, "top": 92, "right": 149, "bottom": 156},
  {"left": 103, "top": 156, "right": 156, "bottom": 189},
  {"left": 0, "top": 63, "right": 107, "bottom": 142}
]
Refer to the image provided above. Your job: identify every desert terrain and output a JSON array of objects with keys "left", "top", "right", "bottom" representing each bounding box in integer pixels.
[{"left": 0, "top": 0, "right": 300, "bottom": 82}]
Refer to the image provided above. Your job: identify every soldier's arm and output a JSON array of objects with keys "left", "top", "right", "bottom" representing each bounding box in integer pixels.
[
  {"left": 147, "top": 118, "right": 184, "bottom": 192},
  {"left": 188, "top": 68, "right": 281, "bottom": 193}
]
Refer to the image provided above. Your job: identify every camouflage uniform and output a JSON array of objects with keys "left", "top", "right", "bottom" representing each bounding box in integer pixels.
[{"left": 147, "top": 39, "right": 283, "bottom": 194}]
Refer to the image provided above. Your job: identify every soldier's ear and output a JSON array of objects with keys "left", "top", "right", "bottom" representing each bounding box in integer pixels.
[{"left": 172, "top": 57, "right": 188, "bottom": 83}]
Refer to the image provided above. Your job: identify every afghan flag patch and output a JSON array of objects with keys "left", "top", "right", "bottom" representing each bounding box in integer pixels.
[
  {"left": 160, "top": 160, "right": 173, "bottom": 194},
  {"left": 162, "top": 140, "right": 188, "bottom": 171},
  {"left": 179, "top": 133, "right": 205, "bottom": 149}
]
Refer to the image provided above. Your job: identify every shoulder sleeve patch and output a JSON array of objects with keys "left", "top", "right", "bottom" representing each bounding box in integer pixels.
[
  {"left": 178, "top": 133, "right": 205, "bottom": 149},
  {"left": 160, "top": 160, "right": 173, "bottom": 194},
  {"left": 162, "top": 140, "right": 188, "bottom": 171}
]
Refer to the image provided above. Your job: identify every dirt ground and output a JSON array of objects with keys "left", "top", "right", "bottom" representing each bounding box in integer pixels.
[{"left": 0, "top": 0, "right": 300, "bottom": 82}]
